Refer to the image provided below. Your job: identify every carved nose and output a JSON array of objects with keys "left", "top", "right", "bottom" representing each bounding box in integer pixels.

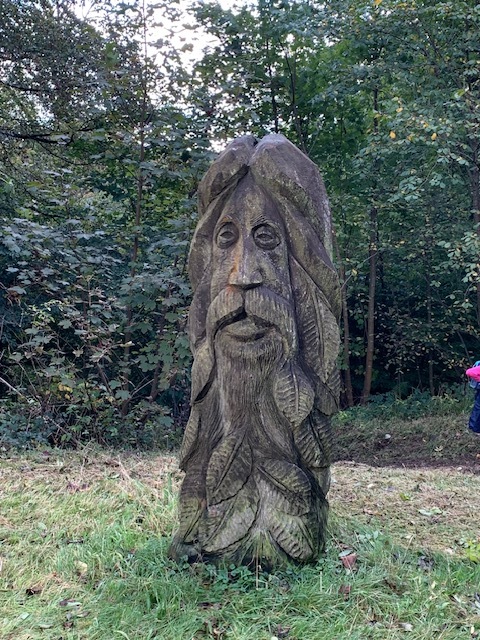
[{"left": 228, "top": 244, "right": 263, "bottom": 289}]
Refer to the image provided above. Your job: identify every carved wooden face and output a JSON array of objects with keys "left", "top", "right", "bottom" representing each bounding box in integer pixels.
[
  {"left": 208, "top": 174, "right": 296, "bottom": 358},
  {"left": 211, "top": 176, "right": 291, "bottom": 298}
]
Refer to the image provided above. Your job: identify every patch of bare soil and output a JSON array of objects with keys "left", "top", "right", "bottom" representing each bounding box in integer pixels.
[
  {"left": 333, "top": 413, "right": 480, "bottom": 473},
  {"left": 329, "top": 461, "right": 480, "bottom": 554}
]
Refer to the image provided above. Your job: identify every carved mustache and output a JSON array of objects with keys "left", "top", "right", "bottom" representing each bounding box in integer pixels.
[{"left": 206, "top": 286, "right": 297, "bottom": 355}]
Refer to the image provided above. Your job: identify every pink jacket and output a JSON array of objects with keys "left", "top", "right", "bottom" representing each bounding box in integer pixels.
[{"left": 466, "top": 365, "right": 480, "bottom": 382}]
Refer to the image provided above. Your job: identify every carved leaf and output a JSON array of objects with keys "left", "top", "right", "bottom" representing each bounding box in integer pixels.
[
  {"left": 176, "top": 496, "right": 203, "bottom": 543},
  {"left": 198, "top": 135, "right": 255, "bottom": 214},
  {"left": 303, "top": 290, "right": 338, "bottom": 382},
  {"left": 291, "top": 258, "right": 340, "bottom": 384},
  {"left": 202, "top": 483, "right": 259, "bottom": 554},
  {"left": 190, "top": 342, "right": 214, "bottom": 403},
  {"left": 206, "top": 432, "right": 252, "bottom": 503},
  {"left": 188, "top": 280, "right": 210, "bottom": 349},
  {"left": 267, "top": 512, "right": 315, "bottom": 562},
  {"left": 293, "top": 412, "right": 332, "bottom": 470},
  {"left": 318, "top": 301, "right": 340, "bottom": 381},
  {"left": 178, "top": 408, "right": 200, "bottom": 469},
  {"left": 301, "top": 307, "right": 321, "bottom": 368},
  {"left": 273, "top": 361, "right": 314, "bottom": 427},
  {"left": 258, "top": 459, "right": 311, "bottom": 516},
  {"left": 317, "top": 369, "right": 341, "bottom": 416}
]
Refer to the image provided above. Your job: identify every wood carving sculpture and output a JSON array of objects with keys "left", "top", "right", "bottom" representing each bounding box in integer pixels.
[{"left": 170, "top": 134, "right": 341, "bottom": 567}]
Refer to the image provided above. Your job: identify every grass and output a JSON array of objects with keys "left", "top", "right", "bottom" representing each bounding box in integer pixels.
[
  {"left": 1, "top": 422, "right": 480, "bottom": 640},
  {"left": 333, "top": 394, "right": 480, "bottom": 468}
]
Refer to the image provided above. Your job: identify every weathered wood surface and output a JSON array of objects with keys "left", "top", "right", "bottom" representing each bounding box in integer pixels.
[{"left": 170, "top": 134, "right": 341, "bottom": 567}]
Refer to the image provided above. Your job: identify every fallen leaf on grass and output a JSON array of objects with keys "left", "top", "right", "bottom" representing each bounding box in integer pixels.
[
  {"left": 399, "top": 622, "right": 413, "bottom": 632},
  {"left": 273, "top": 624, "right": 291, "bottom": 638},
  {"left": 449, "top": 594, "right": 469, "bottom": 616},
  {"left": 450, "top": 594, "right": 465, "bottom": 604},
  {"left": 418, "top": 507, "right": 443, "bottom": 516},
  {"left": 75, "top": 561, "right": 88, "bottom": 577},
  {"left": 26, "top": 585, "right": 43, "bottom": 596},
  {"left": 66, "top": 482, "right": 90, "bottom": 493},
  {"left": 384, "top": 579, "right": 405, "bottom": 594},
  {"left": 198, "top": 602, "right": 222, "bottom": 610},
  {"left": 59, "top": 599, "right": 82, "bottom": 607},
  {"left": 473, "top": 594, "right": 480, "bottom": 612},
  {"left": 340, "top": 552, "right": 358, "bottom": 570},
  {"left": 418, "top": 555, "right": 435, "bottom": 571},
  {"left": 339, "top": 584, "right": 351, "bottom": 599},
  {"left": 202, "top": 617, "right": 227, "bottom": 639}
]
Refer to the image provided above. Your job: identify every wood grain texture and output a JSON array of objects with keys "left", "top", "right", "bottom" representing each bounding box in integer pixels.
[{"left": 169, "top": 134, "right": 340, "bottom": 568}]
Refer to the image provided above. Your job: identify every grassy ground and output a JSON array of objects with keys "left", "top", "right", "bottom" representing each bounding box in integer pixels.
[
  {"left": 333, "top": 404, "right": 480, "bottom": 470},
  {"left": 1, "top": 418, "right": 480, "bottom": 640}
]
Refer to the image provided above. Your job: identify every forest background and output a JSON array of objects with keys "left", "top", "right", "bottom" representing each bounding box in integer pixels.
[{"left": 1, "top": 0, "right": 479, "bottom": 449}]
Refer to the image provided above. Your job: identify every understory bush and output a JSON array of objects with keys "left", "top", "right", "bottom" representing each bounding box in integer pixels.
[
  {"left": 335, "top": 386, "right": 471, "bottom": 425},
  {"left": 0, "top": 215, "right": 192, "bottom": 449},
  {"left": 0, "top": 399, "right": 183, "bottom": 451}
]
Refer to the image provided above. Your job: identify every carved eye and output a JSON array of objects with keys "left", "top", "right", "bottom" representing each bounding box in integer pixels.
[
  {"left": 216, "top": 222, "right": 238, "bottom": 249},
  {"left": 253, "top": 224, "right": 280, "bottom": 250}
]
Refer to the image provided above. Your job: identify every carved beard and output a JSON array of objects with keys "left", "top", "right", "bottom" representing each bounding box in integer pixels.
[
  {"left": 211, "top": 287, "right": 296, "bottom": 459},
  {"left": 193, "top": 349, "right": 326, "bottom": 566},
  {"left": 173, "top": 285, "right": 331, "bottom": 566},
  {"left": 206, "top": 286, "right": 297, "bottom": 363},
  {"left": 207, "top": 285, "right": 300, "bottom": 467}
]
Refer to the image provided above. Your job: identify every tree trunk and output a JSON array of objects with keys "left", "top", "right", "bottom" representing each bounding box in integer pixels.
[
  {"left": 284, "top": 54, "right": 308, "bottom": 154},
  {"left": 266, "top": 44, "right": 279, "bottom": 134},
  {"left": 333, "top": 230, "right": 354, "bottom": 406},
  {"left": 121, "top": 130, "right": 145, "bottom": 416},
  {"left": 424, "top": 211, "right": 435, "bottom": 396},
  {"left": 469, "top": 141, "right": 480, "bottom": 325},
  {"left": 361, "top": 204, "right": 378, "bottom": 404},
  {"left": 121, "top": 3, "right": 149, "bottom": 417},
  {"left": 426, "top": 270, "right": 435, "bottom": 396},
  {"left": 361, "top": 87, "right": 380, "bottom": 404}
]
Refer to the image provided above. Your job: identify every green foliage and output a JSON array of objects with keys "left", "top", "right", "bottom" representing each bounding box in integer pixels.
[
  {"left": 1, "top": 0, "right": 480, "bottom": 446},
  {"left": 0, "top": 0, "right": 210, "bottom": 448},
  {"left": 0, "top": 401, "right": 54, "bottom": 449},
  {"left": 0, "top": 213, "right": 192, "bottom": 447},
  {"left": 335, "top": 387, "right": 471, "bottom": 424},
  {"left": 460, "top": 539, "right": 480, "bottom": 564}
]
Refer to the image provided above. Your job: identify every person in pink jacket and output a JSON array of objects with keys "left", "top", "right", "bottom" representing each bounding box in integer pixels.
[{"left": 465, "top": 362, "right": 480, "bottom": 433}]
